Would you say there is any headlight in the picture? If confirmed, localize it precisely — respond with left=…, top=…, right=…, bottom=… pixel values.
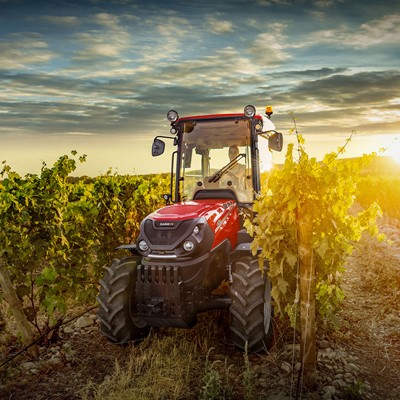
left=255, top=122, right=263, bottom=132
left=244, top=105, right=256, bottom=118
left=193, top=226, right=200, bottom=235
left=183, top=240, right=194, bottom=252
left=167, top=110, right=179, bottom=122
left=138, top=240, right=149, bottom=252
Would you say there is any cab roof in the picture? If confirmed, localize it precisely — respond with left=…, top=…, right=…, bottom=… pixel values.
left=174, top=113, right=263, bottom=123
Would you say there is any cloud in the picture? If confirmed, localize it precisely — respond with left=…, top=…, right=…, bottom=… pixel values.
left=247, top=24, right=291, bottom=66
left=309, top=10, right=327, bottom=21
left=313, top=0, right=338, bottom=8
left=246, top=18, right=258, bottom=28
left=256, top=0, right=342, bottom=8
left=74, top=36, right=122, bottom=58
left=304, top=13, right=400, bottom=48
left=69, top=13, right=134, bottom=65
left=292, top=70, right=400, bottom=106
left=155, top=16, right=190, bottom=38
left=0, top=34, right=57, bottom=69
left=273, top=67, right=348, bottom=79
left=41, top=15, right=80, bottom=26
left=61, top=131, right=98, bottom=136
left=91, top=12, right=121, bottom=29
left=260, top=69, right=400, bottom=136
left=355, top=13, right=400, bottom=47
left=255, top=0, right=291, bottom=5
left=134, top=46, right=263, bottom=91
left=206, top=15, right=234, bottom=34
left=136, top=15, right=192, bottom=63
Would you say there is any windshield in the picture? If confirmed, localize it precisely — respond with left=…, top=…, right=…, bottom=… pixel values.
left=179, top=118, right=254, bottom=203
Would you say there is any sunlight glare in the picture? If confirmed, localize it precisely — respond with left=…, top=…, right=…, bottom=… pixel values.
left=386, top=138, right=400, bottom=164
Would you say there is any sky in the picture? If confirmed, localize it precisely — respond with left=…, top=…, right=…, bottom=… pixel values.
left=1, top=0, right=400, bottom=177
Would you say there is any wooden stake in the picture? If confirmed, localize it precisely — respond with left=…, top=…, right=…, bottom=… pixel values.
left=297, top=208, right=317, bottom=389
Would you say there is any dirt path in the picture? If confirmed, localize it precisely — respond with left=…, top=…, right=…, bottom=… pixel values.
left=334, top=220, right=400, bottom=399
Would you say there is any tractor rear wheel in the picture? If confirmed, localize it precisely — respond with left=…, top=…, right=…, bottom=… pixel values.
left=229, top=256, right=273, bottom=352
left=97, top=256, right=149, bottom=343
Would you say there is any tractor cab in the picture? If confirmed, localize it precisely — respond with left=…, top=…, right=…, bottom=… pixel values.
left=153, top=105, right=282, bottom=206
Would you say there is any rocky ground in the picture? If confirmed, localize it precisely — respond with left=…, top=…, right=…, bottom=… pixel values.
left=0, top=219, right=399, bottom=400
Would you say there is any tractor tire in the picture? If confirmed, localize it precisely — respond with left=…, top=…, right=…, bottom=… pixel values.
left=97, top=257, right=150, bottom=343
left=229, top=256, right=273, bottom=352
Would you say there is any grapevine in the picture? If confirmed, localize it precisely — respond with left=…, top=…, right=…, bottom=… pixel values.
left=0, top=153, right=170, bottom=336
left=246, top=138, right=382, bottom=323
left=245, top=132, right=382, bottom=388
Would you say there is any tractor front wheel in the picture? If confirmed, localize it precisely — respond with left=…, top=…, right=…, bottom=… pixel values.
left=97, top=257, right=149, bottom=343
left=229, top=256, right=273, bottom=352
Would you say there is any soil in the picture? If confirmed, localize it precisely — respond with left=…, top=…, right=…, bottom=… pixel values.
left=331, top=219, right=400, bottom=399
left=0, top=219, right=399, bottom=400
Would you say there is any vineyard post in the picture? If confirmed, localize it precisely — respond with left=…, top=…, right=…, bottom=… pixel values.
left=0, top=259, right=39, bottom=358
left=297, top=206, right=317, bottom=389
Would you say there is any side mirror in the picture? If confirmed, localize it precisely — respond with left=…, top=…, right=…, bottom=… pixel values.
left=152, top=138, right=165, bottom=156
left=268, top=131, right=283, bottom=152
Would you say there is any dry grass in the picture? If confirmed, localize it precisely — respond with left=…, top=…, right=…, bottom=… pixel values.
left=354, top=222, right=400, bottom=304
left=81, top=331, right=204, bottom=400
left=80, top=311, right=238, bottom=400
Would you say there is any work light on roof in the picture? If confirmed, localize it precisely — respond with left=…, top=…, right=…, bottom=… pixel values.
left=167, top=110, right=179, bottom=122
left=244, top=105, right=256, bottom=118
left=265, top=105, right=273, bottom=118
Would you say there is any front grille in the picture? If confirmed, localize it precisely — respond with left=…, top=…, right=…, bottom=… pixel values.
left=136, top=264, right=182, bottom=317
left=144, top=219, right=193, bottom=246
left=136, top=264, right=196, bottom=327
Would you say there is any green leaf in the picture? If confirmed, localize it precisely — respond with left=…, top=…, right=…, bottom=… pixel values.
left=42, top=267, right=57, bottom=282
left=316, top=237, right=329, bottom=258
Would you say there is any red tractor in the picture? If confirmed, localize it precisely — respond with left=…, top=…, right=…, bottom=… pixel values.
left=97, top=105, right=283, bottom=352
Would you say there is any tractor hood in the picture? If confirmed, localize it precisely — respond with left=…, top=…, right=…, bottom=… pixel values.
left=137, top=199, right=240, bottom=257
left=148, top=199, right=239, bottom=240
left=149, top=199, right=234, bottom=224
